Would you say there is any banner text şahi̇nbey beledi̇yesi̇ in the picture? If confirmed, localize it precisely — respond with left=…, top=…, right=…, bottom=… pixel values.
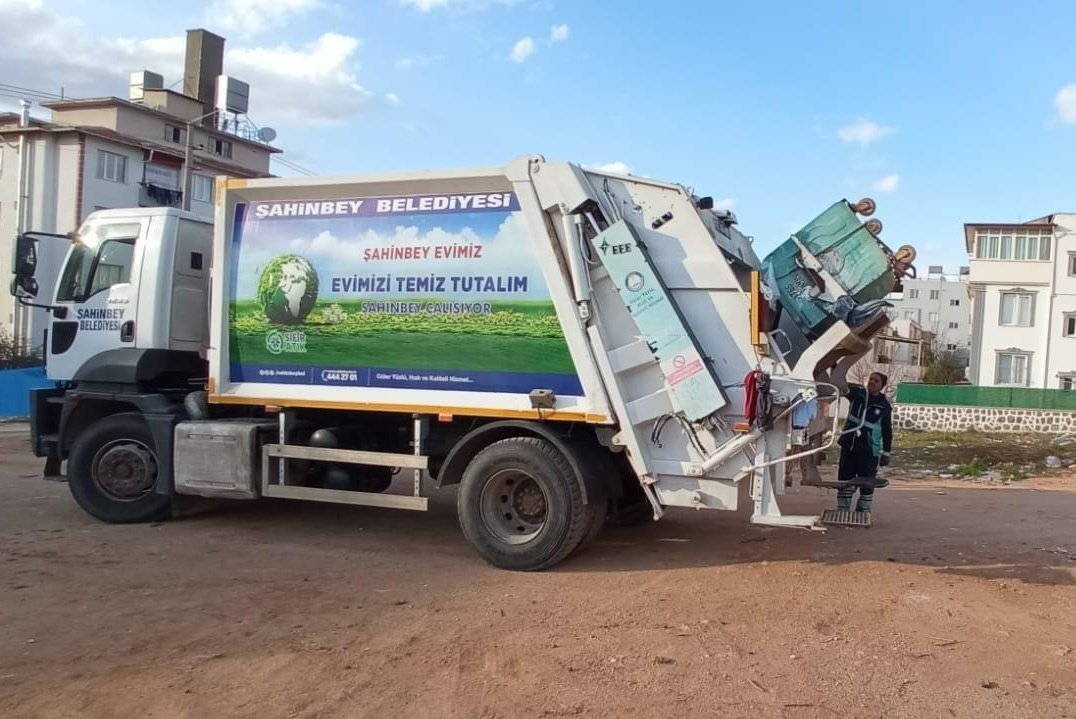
left=250, top=192, right=518, bottom=220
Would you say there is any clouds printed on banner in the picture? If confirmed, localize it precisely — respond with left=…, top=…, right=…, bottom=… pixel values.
left=235, top=211, right=547, bottom=301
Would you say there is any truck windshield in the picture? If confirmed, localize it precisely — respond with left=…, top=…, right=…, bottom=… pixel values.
left=55, top=222, right=140, bottom=302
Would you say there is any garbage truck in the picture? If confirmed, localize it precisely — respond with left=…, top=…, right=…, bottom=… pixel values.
left=9, top=155, right=915, bottom=570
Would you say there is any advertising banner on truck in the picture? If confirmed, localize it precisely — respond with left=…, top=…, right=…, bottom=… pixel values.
left=226, top=189, right=583, bottom=395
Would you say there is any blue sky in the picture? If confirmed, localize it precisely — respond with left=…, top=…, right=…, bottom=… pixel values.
left=6, top=0, right=1076, bottom=270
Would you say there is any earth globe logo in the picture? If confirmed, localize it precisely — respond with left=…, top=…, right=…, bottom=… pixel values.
left=625, top=271, right=645, bottom=292
left=258, top=254, right=319, bottom=324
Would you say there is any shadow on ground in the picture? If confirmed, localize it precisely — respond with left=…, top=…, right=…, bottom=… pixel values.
left=164, top=477, right=1076, bottom=586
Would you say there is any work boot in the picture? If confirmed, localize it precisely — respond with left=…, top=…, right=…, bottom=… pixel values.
left=855, top=493, right=874, bottom=514
left=836, top=492, right=852, bottom=512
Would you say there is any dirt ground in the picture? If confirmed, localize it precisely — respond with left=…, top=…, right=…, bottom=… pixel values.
left=1, top=427, right=1074, bottom=719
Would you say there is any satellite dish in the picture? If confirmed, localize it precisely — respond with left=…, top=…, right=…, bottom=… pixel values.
left=258, top=127, right=277, bottom=143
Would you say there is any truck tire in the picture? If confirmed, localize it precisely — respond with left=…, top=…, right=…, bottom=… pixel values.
left=457, top=437, right=590, bottom=571
left=572, top=499, right=608, bottom=557
left=67, top=413, right=172, bottom=524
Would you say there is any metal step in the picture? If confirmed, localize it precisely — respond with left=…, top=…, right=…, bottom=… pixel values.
left=820, top=509, right=871, bottom=528
left=808, top=476, right=889, bottom=491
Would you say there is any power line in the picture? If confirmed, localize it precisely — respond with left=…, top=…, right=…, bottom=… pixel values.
left=0, top=83, right=64, bottom=100
left=272, top=156, right=317, bottom=177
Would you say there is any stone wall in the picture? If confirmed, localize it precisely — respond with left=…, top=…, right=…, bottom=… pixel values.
left=895, top=404, right=1076, bottom=433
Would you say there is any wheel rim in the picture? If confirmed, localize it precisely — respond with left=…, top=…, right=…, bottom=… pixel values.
left=92, top=439, right=158, bottom=502
left=479, top=469, right=548, bottom=545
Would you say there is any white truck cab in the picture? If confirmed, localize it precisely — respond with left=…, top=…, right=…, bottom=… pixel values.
left=33, top=208, right=212, bottom=382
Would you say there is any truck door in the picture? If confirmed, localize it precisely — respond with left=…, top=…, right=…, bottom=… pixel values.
left=48, top=220, right=145, bottom=382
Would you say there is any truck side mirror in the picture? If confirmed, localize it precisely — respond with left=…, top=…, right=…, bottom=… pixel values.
left=10, top=230, right=73, bottom=301
left=11, top=274, right=39, bottom=299
left=13, top=233, right=38, bottom=279
left=10, top=234, right=39, bottom=299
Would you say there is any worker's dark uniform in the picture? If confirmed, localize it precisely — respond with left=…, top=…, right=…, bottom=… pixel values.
left=837, top=384, right=892, bottom=513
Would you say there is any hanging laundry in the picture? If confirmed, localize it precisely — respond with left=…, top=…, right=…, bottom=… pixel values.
left=792, top=396, right=819, bottom=429
left=744, top=370, right=760, bottom=424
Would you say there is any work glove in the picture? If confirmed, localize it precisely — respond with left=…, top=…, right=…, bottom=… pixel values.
left=879, top=451, right=891, bottom=468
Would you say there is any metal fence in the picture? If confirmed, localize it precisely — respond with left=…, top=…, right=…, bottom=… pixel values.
left=896, top=383, right=1076, bottom=410
left=0, top=367, right=55, bottom=418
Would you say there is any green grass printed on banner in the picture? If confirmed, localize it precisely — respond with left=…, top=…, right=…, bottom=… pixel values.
left=228, top=300, right=576, bottom=374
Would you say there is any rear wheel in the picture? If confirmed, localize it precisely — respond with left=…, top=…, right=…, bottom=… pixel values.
left=457, top=437, right=590, bottom=571
left=67, top=413, right=172, bottom=523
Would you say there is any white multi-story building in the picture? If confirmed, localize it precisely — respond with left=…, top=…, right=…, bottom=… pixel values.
left=884, top=266, right=971, bottom=361
left=0, top=29, right=279, bottom=354
left=964, top=215, right=1076, bottom=388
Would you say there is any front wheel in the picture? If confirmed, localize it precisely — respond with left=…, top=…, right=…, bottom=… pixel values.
left=457, top=437, right=590, bottom=571
left=67, top=413, right=172, bottom=523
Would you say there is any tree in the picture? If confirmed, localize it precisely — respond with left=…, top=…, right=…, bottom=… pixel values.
left=922, top=345, right=965, bottom=384
left=0, top=327, right=42, bottom=370
left=847, top=355, right=917, bottom=400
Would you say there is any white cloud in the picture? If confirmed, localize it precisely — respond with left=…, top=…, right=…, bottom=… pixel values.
left=510, top=37, right=535, bottom=63
left=385, top=92, right=400, bottom=105
left=872, top=174, right=900, bottom=192
left=400, top=0, right=520, bottom=11
left=395, top=54, right=441, bottom=70
left=0, top=1, right=380, bottom=128
left=226, top=34, right=376, bottom=126
left=590, top=161, right=632, bottom=174
left=837, top=118, right=893, bottom=146
left=1055, top=84, right=1076, bottom=124
left=550, top=24, right=569, bottom=43
left=206, top=0, right=322, bottom=38
left=713, top=198, right=736, bottom=211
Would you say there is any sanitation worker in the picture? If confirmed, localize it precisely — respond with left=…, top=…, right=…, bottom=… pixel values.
left=836, top=372, right=893, bottom=514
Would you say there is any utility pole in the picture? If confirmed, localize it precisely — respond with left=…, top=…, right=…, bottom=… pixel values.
left=180, top=118, right=195, bottom=212
left=180, top=110, right=217, bottom=212
left=13, top=99, right=32, bottom=354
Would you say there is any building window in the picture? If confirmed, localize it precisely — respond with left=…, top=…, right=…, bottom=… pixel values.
left=999, top=292, right=1034, bottom=327
left=1069, top=253, right=1076, bottom=277
left=1062, top=376, right=1075, bottom=391
left=209, top=138, right=232, bottom=158
left=903, top=309, right=919, bottom=322
left=192, top=174, right=214, bottom=203
left=950, top=299, right=960, bottom=307
left=1065, top=314, right=1076, bottom=338
left=928, top=311, right=939, bottom=324
left=948, top=321, right=959, bottom=329
left=96, top=150, right=127, bottom=183
left=164, top=124, right=186, bottom=144
left=908, top=289, right=919, bottom=299
left=929, top=289, right=940, bottom=300
left=975, top=228, right=1051, bottom=261
left=996, top=352, right=1029, bottom=385
left=947, top=343, right=958, bottom=351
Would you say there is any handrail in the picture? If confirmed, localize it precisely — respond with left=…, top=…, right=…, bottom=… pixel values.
left=730, top=381, right=866, bottom=480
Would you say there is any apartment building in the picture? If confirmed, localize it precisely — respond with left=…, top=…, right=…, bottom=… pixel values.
left=884, top=266, right=970, bottom=364
left=0, top=28, right=280, bottom=352
left=964, top=215, right=1076, bottom=388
